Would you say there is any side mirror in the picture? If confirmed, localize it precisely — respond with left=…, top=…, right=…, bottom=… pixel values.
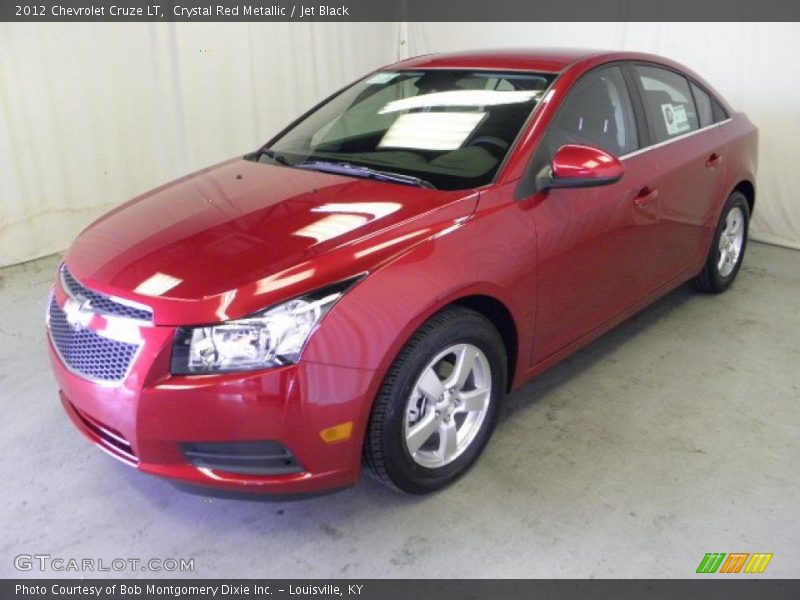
left=538, top=144, right=624, bottom=191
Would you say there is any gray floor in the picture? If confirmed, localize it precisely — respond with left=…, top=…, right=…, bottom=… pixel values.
left=1, top=241, right=798, bottom=579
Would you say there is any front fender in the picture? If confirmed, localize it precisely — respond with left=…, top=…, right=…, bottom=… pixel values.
left=302, top=184, right=537, bottom=440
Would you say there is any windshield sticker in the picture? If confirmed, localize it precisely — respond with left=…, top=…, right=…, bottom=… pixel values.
left=661, top=103, right=690, bottom=136
left=366, top=72, right=399, bottom=85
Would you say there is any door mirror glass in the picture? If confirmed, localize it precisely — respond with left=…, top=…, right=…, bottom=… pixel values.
left=539, top=144, right=625, bottom=190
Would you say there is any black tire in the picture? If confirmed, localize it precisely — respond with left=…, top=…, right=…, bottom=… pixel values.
left=692, top=191, right=750, bottom=293
left=364, top=307, right=507, bottom=494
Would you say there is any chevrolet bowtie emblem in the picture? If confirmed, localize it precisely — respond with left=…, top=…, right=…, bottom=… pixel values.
left=63, top=296, right=94, bottom=329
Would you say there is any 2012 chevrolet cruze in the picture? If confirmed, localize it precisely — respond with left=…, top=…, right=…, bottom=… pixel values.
left=47, top=49, right=758, bottom=495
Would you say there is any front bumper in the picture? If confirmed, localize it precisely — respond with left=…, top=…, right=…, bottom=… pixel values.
left=48, top=328, right=376, bottom=495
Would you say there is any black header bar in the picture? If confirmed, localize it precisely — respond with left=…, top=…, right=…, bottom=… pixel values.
left=3, top=0, right=800, bottom=22
left=4, top=579, right=800, bottom=600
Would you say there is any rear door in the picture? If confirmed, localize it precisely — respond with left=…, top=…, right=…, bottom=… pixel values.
left=627, top=63, right=728, bottom=278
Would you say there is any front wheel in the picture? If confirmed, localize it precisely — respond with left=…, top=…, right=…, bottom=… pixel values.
left=364, top=307, right=506, bottom=494
left=692, top=191, right=750, bottom=293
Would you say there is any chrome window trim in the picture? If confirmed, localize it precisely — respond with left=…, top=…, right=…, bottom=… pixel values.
left=620, top=118, right=732, bottom=161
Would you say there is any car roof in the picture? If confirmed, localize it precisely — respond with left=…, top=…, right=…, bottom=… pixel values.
left=388, top=48, right=730, bottom=111
left=389, top=48, right=612, bottom=74
left=387, top=48, right=733, bottom=127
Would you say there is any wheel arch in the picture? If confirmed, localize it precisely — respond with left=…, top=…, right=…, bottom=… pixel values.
left=450, top=295, right=519, bottom=392
left=732, top=179, right=756, bottom=215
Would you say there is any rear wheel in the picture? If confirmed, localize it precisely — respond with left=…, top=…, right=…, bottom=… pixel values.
left=364, top=307, right=506, bottom=494
left=692, top=191, right=750, bottom=293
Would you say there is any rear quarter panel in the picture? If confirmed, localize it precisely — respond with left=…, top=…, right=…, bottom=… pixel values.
left=720, top=113, right=759, bottom=201
left=692, top=113, right=758, bottom=272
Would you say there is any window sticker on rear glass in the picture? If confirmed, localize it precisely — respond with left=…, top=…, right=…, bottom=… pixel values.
left=366, top=72, right=399, bottom=85
left=661, top=103, right=690, bottom=136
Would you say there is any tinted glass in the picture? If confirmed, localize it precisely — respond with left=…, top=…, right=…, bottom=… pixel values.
left=534, top=65, right=638, bottom=176
left=711, top=98, right=728, bottom=123
left=691, top=82, right=714, bottom=128
left=259, top=70, right=554, bottom=190
left=635, top=65, right=699, bottom=143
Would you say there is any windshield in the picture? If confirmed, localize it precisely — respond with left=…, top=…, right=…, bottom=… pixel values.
left=251, top=70, right=555, bottom=190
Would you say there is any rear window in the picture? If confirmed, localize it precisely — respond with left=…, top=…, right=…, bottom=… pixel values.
left=711, top=97, right=728, bottom=123
left=691, top=82, right=714, bottom=128
left=634, top=65, right=699, bottom=144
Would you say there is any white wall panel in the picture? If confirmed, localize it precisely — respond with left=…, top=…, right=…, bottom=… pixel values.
left=2, top=22, right=797, bottom=266
left=0, top=23, right=401, bottom=266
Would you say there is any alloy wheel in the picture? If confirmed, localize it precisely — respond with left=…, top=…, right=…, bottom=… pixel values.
left=403, top=343, right=492, bottom=469
left=718, top=206, right=745, bottom=277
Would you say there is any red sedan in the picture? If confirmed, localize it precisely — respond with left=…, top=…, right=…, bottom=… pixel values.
left=47, top=49, right=757, bottom=495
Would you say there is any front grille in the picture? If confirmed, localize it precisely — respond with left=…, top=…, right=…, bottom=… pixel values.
left=61, top=266, right=153, bottom=322
left=48, top=295, right=139, bottom=382
left=182, top=441, right=304, bottom=476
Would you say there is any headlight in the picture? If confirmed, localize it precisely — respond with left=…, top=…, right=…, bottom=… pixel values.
left=170, top=276, right=362, bottom=375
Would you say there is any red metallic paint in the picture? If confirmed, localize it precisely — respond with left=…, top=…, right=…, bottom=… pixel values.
left=67, top=159, right=477, bottom=326
left=550, top=144, right=625, bottom=183
left=49, top=49, right=758, bottom=494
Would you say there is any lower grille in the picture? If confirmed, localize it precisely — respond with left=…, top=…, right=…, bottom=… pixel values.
left=72, top=405, right=138, bottom=464
left=48, top=295, right=139, bottom=383
left=182, top=441, right=303, bottom=476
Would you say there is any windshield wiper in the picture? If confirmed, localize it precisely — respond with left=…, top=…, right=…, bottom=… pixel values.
left=248, top=147, right=292, bottom=166
left=295, top=160, right=436, bottom=189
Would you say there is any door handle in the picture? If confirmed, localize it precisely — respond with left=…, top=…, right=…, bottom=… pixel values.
left=633, top=186, right=658, bottom=207
left=705, top=153, right=723, bottom=168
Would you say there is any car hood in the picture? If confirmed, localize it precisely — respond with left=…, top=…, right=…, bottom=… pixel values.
left=65, top=158, right=478, bottom=325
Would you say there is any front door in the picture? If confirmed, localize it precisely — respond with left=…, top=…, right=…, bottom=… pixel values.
left=525, top=65, right=665, bottom=363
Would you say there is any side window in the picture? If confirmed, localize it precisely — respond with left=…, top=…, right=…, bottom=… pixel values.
left=691, top=82, right=714, bottom=128
left=538, top=65, right=638, bottom=165
left=711, top=98, right=728, bottom=123
left=634, top=65, right=699, bottom=143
